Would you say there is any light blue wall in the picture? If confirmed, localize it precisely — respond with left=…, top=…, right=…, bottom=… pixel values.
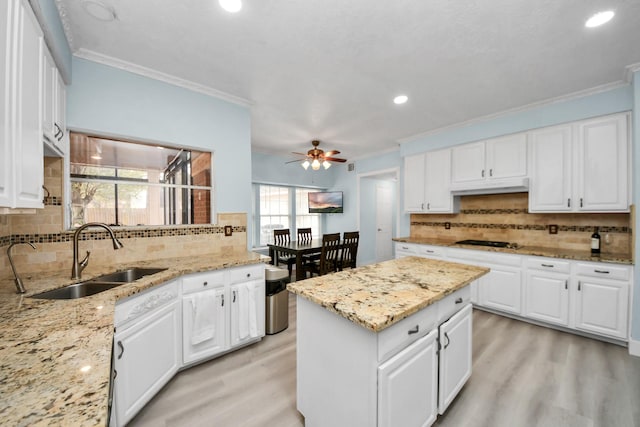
left=67, top=57, right=253, bottom=242
left=633, top=71, right=640, bottom=343
left=30, top=0, right=72, bottom=82
left=252, top=151, right=335, bottom=188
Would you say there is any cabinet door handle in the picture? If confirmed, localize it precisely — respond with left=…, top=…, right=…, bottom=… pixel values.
left=481, top=169, right=485, bottom=178
left=421, top=203, right=424, bottom=210
left=113, top=369, right=117, bottom=379
left=489, top=168, right=493, bottom=177
left=564, top=280, right=568, bottom=290
left=203, top=281, right=208, bottom=286
left=407, top=325, right=419, bottom=335
left=578, top=281, right=581, bottom=291
left=427, top=202, right=430, bottom=210
left=541, top=263, right=554, bottom=268
left=455, top=297, right=463, bottom=304
left=444, top=332, right=451, bottom=349
left=567, top=198, right=571, bottom=208
left=246, top=273, right=251, bottom=278
left=117, top=341, right=124, bottom=360
left=221, top=294, right=225, bottom=306
left=233, top=290, right=237, bottom=302
left=594, top=269, right=610, bottom=274
left=580, top=198, right=583, bottom=208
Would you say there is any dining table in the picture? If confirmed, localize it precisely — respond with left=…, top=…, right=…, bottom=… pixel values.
left=267, top=240, right=323, bottom=281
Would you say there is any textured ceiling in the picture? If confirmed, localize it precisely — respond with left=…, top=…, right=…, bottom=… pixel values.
left=55, top=0, right=640, bottom=161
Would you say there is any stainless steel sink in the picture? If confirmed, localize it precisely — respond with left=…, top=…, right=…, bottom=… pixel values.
left=31, top=267, right=168, bottom=300
left=31, top=282, right=123, bottom=300
left=93, top=267, right=168, bottom=283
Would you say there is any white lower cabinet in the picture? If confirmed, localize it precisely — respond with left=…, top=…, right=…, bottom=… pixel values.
left=112, top=281, right=181, bottom=427
left=378, top=329, right=439, bottom=427
left=438, top=304, right=472, bottom=414
left=478, top=265, right=522, bottom=315
left=182, top=281, right=227, bottom=364
left=524, top=271, right=569, bottom=326
left=230, top=279, right=266, bottom=347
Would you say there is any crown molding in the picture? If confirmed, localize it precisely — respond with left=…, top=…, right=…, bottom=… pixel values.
left=398, top=80, right=629, bottom=145
left=74, top=48, right=253, bottom=107
left=350, top=145, right=400, bottom=162
left=54, top=0, right=76, bottom=51
left=625, top=62, right=640, bottom=82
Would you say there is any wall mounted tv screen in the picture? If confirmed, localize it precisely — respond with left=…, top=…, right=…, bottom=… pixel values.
left=308, top=191, right=343, bottom=213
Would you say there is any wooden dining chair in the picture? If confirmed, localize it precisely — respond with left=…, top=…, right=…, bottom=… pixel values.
left=303, top=233, right=341, bottom=278
left=273, top=229, right=295, bottom=277
left=297, top=227, right=312, bottom=243
left=339, top=231, right=359, bottom=271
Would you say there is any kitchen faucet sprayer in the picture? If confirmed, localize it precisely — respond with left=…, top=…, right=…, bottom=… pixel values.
left=71, top=223, right=123, bottom=280
left=7, top=242, right=37, bottom=293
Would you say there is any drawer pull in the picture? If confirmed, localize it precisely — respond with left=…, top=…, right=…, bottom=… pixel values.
left=541, top=263, right=554, bottom=268
left=426, top=250, right=434, bottom=253
left=455, top=297, right=463, bottom=304
left=203, top=281, right=208, bottom=286
left=594, top=269, right=610, bottom=274
left=402, top=246, right=409, bottom=250
left=407, top=325, right=419, bottom=335
left=247, top=273, right=251, bottom=278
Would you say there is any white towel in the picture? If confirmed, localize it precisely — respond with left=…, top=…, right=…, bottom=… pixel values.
left=190, top=293, right=217, bottom=345
left=247, top=282, right=258, bottom=338
left=238, top=285, right=250, bottom=339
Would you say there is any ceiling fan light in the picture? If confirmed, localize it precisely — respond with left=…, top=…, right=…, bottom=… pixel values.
left=323, top=160, right=331, bottom=169
left=301, top=160, right=310, bottom=170
left=311, top=159, right=321, bottom=170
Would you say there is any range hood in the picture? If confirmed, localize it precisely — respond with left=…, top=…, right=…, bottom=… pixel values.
left=450, top=177, right=529, bottom=196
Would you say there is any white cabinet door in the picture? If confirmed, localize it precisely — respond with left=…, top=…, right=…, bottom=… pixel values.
left=479, top=265, right=522, bottom=315
left=524, top=271, right=569, bottom=326
left=11, top=0, right=43, bottom=208
left=42, top=49, right=55, bottom=142
left=182, top=286, right=227, bottom=364
left=54, top=71, right=66, bottom=151
left=0, top=0, right=13, bottom=206
left=230, top=279, right=265, bottom=347
left=404, top=154, right=426, bottom=212
left=576, top=114, right=628, bottom=211
left=424, top=149, right=455, bottom=212
left=528, top=125, right=573, bottom=212
left=378, top=329, right=438, bottom=427
left=574, top=277, right=628, bottom=339
left=438, top=304, right=472, bottom=414
left=486, top=133, right=527, bottom=180
left=451, top=142, right=485, bottom=184
left=113, top=300, right=181, bottom=426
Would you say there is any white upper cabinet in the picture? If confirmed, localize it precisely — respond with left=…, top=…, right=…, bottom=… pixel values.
left=42, top=46, right=66, bottom=156
left=451, top=134, right=527, bottom=185
left=576, top=114, right=628, bottom=211
left=528, top=125, right=573, bottom=212
left=0, top=0, right=44, bottom=209
left=404, top=149, right=458, bottom=213
left=529, top=113, right=629, bottom=213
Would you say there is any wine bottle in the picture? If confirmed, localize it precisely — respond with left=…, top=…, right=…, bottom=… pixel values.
left=591, top=227, right=601, bottom=255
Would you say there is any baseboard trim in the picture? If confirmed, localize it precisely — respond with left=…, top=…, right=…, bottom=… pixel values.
left=629, top=339, right=640, bottom=357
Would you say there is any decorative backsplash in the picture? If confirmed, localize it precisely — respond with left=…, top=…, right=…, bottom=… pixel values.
left=410, top=193, right=631, bottom=255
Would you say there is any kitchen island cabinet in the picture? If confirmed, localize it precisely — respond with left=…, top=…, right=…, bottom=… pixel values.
left=288, top=257, right=488, bottom=427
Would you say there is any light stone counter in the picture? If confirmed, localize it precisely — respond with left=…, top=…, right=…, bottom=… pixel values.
left=0, top=252, right=268, bottom=426
left=393, top=237, right=633, bottom=265
left=287, top=256, right=489, bottom=332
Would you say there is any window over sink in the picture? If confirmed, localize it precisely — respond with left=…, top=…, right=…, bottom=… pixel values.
left=69, top=132, right=213, bottom=227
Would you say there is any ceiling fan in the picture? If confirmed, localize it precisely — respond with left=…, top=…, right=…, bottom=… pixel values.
left=287, top=140, right=347, bottom=170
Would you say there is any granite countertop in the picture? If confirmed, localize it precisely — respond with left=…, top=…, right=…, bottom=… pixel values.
left=393, top=237, right=633, bottom=265
left=0, top=252, right=268, bottom=427
left=287, top=257, right=489, bottom=332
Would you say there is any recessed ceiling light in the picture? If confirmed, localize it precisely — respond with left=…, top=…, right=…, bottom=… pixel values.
left=219, top=0, right=242, bottom=13
left=585, top=10, right=614, bottom=28
left=81, top=0, right=117, bottom=22
left=393, top=95, right=408, bottom=105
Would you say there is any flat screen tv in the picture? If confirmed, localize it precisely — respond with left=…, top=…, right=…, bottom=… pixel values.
left=308, top=191, right=343, bottom=213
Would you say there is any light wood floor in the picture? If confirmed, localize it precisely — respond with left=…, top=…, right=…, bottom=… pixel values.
left=130, top=296, right=640, bottom=427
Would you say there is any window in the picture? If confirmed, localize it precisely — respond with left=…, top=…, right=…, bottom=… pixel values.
left=69, top=132, right=212, bottom=227
left=254, top=184, right=322, bottom=247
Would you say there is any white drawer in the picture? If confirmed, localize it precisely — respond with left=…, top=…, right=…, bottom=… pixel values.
left=438, top=286, right=471, bottom=323
left=115, top=280, right=179, bottom=328
left=415, top=245, right=445, bottom=258
left=182, top=270, right=225, bottom=294
left=228, top=264, right=265, bottom=284
left=447, top=248, right=488, bottom=265
left=377, top=303, right=438, bottom=363
left=574, top=262, right=630, bottom=281
left=395, top=243, right=416, bottom=253
left=525, top=257, right=571, bottom=274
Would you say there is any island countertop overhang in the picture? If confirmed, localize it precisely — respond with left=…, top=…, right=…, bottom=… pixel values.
left=287, top=256, right=490, bottom=332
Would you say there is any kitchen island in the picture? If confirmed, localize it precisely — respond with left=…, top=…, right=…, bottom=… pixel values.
left=288, top=256, right=489, bottom=427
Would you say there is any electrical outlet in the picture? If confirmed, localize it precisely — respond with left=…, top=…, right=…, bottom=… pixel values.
left=548, top=224, right=558, bottom=234
left=224, top=225, right=233, bottom=236
left=444, top=222, right=451, bottom=230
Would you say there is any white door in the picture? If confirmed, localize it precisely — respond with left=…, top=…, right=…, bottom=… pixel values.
left=486, top=133, right=527, bottom=180
left=404, top=154, right=425, bottom=212
left=524, top=271, right=569, bottom=326
left=451, top=142, right=485, bottom=184
left=528, top=125, right=573, bottom=212
left=376, top=184, right=393, bottom=262
left=479, top=265, right=522, bottom=315
left=113, top=300, right=181, bottom=426
left=438, top=304, right=473, bottom=414
left=378, top=329, right=439, bottom=427
left=574, top=277, right=628, bottom=339
left=182, top=287, right=227, bottom=364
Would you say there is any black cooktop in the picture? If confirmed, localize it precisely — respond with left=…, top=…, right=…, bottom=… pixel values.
left=455, top=240, right=511, bottom=248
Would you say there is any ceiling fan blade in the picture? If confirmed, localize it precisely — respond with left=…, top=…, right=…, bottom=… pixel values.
left=285, top=159, right=304, bottom=164
left=324, top=157, right=347, bottom=163
left=324, top=150, right=340, bottom=157
left=291, top=152, right=310, bottom=156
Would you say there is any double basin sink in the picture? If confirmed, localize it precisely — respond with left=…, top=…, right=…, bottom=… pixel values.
left=31, top=267, right=167, bottom=300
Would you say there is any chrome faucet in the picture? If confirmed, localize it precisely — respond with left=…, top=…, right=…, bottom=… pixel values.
left=7, top=242, right=37, bottom=293
left=72, top=222, right=123, bottom=280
